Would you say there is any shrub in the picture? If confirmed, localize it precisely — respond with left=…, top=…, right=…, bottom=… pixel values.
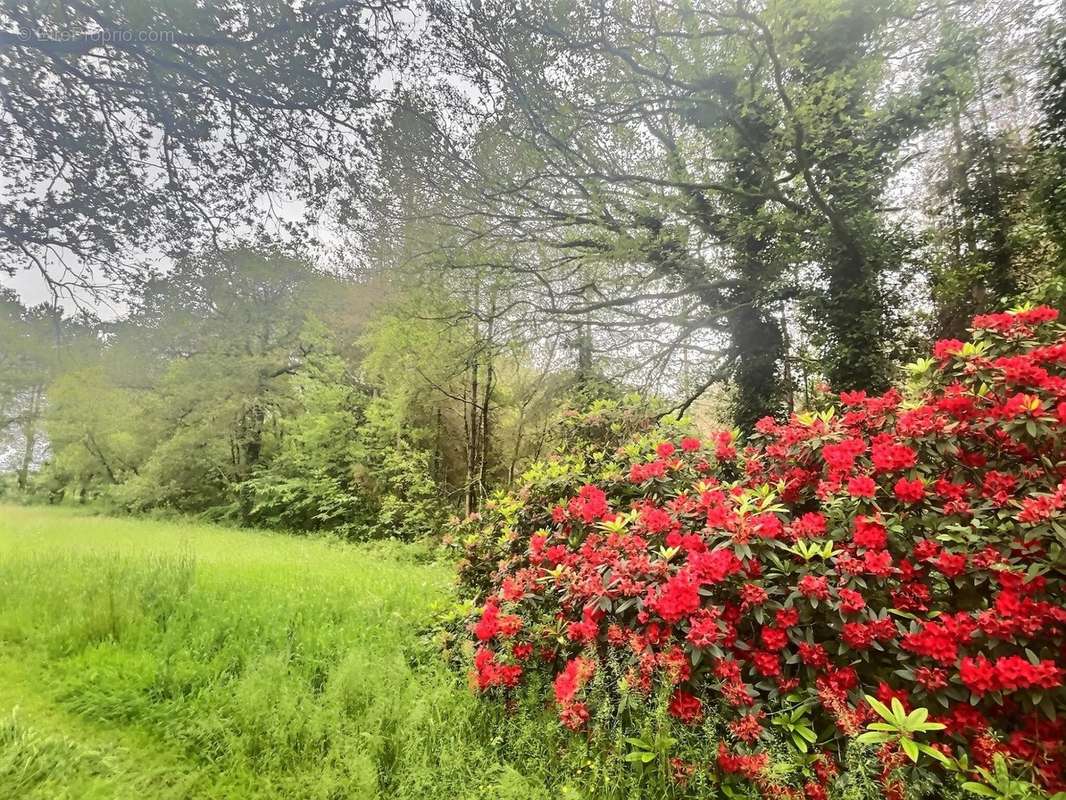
left=458, top=306, right=1066, bottom=799
left=450, top=393, right=701, bottom=601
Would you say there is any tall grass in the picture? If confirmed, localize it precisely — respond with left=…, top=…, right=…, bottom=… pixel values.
left=0, top=505, right=732, bottom=800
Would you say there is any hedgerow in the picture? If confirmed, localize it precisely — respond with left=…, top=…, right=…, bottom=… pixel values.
left=457, top=307, right=1066, bottom=799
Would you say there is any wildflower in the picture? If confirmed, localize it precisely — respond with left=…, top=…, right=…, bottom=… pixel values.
left=729, top=711, right=764, bottom=743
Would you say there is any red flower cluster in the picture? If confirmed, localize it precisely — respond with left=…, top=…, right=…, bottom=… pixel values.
left=462, top=307, right=1066, bottom=795
left=553, top=656, right=595, bottom=730
left=959, top=654, right=1063, bottom=695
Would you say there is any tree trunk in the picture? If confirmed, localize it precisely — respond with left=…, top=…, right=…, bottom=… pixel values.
left=478, top=357, right=492, bottom=492
left=464, top=356, right=479, bottom=516
left=239, top=403, right=266, bottom=470
left=729, top=291, right=785, bottom=431
left=821, top=243, right=890, bottom=394
left=16, top=385, right=42, bottom=491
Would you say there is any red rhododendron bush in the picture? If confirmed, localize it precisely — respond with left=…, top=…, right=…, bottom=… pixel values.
left=458, top=307, right=1066, bottom=799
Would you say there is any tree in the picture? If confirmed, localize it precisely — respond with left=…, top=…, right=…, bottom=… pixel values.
left=361, top=270, right=568, bottom=513
left=1031, top=18, right=1066, bottom=305
left=412, top=0, right=970, bottom=427
left=0, top=0, right=405, bottom=294
left=0, top=290, right=97, bottom=490
left=920, top=1, right=1062, bottom=334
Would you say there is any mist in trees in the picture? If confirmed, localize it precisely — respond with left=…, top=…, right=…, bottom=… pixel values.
left=0, top=0, right=1063, bottom=534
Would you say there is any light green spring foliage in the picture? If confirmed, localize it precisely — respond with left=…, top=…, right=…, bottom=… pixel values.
left=33, top=251, right=452, bottom=539
left=0, top=504, right=840, bottom=800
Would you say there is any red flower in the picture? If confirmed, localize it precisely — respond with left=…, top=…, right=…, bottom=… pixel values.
left=686, top=607, right=722, bottom=647
left=893, top=476, right=925, bottom=504
left=838, top=588, right=866, bottom=614
left=559, top=701, right=590, bottom=730
left=761, top=626, right=788, bottom=650
left=717, top=743, right=769, bottom=778
left=569, top=484, right=611, bottom=522
left=935, top=551, right=967, bottom=579
left=799, top=575, right=830, bottom=600
left=915, top=666, right=947, bottom=691
left=648, top=570, right=701, bottom=623
left=740, top=583, right=769, bottom=608
left=668, top=690, right=703, bottom=724
left=962, top=655, right=1064, bottom=696
left=798, top=642, right=830, bottom=670
left=750, top=650, right=781, bottom=677
left=776, top=607, right=800, bottom=628
left=863, top=549, right=893, bottom=577
left=553, top=657, right=595, bottom=705
left=640, top=504, right=675, bottom=534
left=463, top=305, right=1066, bottom=794
left=822, top=438, right=866, bottom=473
left=871, top=440, right=917, bottom=473
left=960, top=655, right=999, bottom=696
left=842, top=621, right=874, bottom=649
left=474, top=599, right=501, bottom=641
left=876, top=682, right=910, bottom=710
left=933, top=338, right=965, bottom=361
left=852, top=516, right=887, bottom=550
left=847, top=475, right=877, bottom=498
left=729, top=711, right=765, bottom=743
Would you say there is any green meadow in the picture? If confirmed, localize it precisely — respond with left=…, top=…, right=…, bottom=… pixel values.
left=0, top=505, right=588, bottom=800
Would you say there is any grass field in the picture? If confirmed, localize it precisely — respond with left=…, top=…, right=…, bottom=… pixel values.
left=0, top=505, right=586, bottom=800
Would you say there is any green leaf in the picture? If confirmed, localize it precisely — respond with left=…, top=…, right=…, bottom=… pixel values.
left=864, top=694, right=894, bottom=723
left=960, top=782, right=1000, bottom=798
left=916, top=722, right=946, bottom=732
left=867, top=722, right=899, bottom=732
left=905, top=707, right=929, bottom=729
left=890, top=697, right=906, bottom=721
left=917, top=744, right=951, bottom=765
left=796, top=725, right=818, bottom=743
left=900, top=737, right=919, bottom=762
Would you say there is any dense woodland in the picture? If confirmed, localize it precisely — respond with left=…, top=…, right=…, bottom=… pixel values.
left=1, top=0, right=1064, bottom=537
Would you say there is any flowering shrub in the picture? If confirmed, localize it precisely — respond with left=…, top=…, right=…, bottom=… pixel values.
left=459, top=307, right=1066, bottom=798
left=451, top=394, right=697, bottom=601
